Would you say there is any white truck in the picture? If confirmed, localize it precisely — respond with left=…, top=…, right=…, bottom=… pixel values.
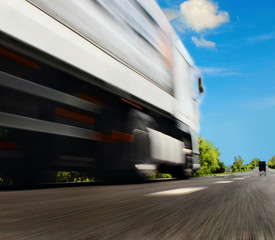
left=0, top=0, right=203, bottom=183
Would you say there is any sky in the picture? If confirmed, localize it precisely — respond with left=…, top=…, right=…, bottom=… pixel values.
left=156, top=0, right=275, bottom=166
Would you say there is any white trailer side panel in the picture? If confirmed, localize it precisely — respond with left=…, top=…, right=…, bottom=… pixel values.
left=0, top=1, right=174, bottom=112
left=0, top=0, right=199, bottom=132
left=173, top=44, right=199, bottom=131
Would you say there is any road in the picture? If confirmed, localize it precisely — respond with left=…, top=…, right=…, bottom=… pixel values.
left=1, top=168, right=275, bottom=240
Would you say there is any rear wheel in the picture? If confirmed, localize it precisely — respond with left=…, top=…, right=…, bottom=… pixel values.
left=97, top=106, right=157, bottom=182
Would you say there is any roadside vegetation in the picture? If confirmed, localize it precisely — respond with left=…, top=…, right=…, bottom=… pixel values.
left=194, top=136, right=261, bottom=177
left=231, top=156, right=259, bottom=172
left=56, top=171, right=95, bottom=183
left=52, top=153, right=275, bottom=182
left=267, top=155, right=275, bottom=169
left=28, top=152, right=275, bottom=183
left=193, top=136, right=225, bottom=177
left=149, top=172, right=172, bottom=179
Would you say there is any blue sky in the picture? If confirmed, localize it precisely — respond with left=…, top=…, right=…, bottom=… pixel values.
left=157, top=0, right=275, bottom=165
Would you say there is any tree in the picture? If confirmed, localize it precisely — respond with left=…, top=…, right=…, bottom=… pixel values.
left=231, top=157, right=259, bottom=172
left=242, top=163, right=253, bottom=171
left=194, top=137, right=224, bottom=176
left=267, top=155, right=275, bottom=169
left=213, top=159, right=226, bottom=173
left=250, top=158, right=260, bottom=168
left=231, top=155, right=244, bottom=172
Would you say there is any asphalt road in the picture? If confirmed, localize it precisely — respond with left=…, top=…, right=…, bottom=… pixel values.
left=1, top=168, right=275, bottom=240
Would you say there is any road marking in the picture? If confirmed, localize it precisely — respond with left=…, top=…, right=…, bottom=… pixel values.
left=213, top=181, right=233, bottom=184
left=146, top=187, right=207, bottom=196
left=234, top=178, right=245, bottom=180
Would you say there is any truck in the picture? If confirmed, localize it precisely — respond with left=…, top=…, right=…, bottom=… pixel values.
left=0, top=0, right=203, bottom=184
left=259, top=161, right=266, bottom=176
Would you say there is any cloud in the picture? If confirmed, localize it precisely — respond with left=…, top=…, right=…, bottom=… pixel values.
left=199, top=67, right=241, bottom=76
left=247, top=33, right=275, bottom=43
left=246, top=96, right=275, bottom=110
left=191, top=36, right=216, bottom=48
left=200, top=67, right=226, bottom=75
left=180, top=0, right=229, bottom=33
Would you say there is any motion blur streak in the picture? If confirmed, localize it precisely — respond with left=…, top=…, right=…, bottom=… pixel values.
left=55, top=108, right=95, bottom=125
left=1, top=169, right=274, bottom=239
left=91, top=131, right=134, bottom=143
left=0, top=47, right=39, bottom=69
left=147, top=187, right=207, bottom=196
left=0, top=141, right=17, bottom=150
left=120, top=98, right=142, bottom=110
left=213, top=181, right=233, bottom=184
left=76, top=93, right=103, bottom=105
left=112, top=131, right=134, bottom=142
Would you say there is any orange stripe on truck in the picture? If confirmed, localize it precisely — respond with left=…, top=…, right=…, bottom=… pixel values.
left=55, top=108, right=95, bottom=124
left=76, top=93, right=103, bottom=105
left=120, top=98, right=142, bottom=110
left=0, top=48, right=39, bottom=69
left=0, top=141, right=17, bottom=150
left=91, top=131, right=134, bottom=143
left=112, top=131, right=134, bottom=142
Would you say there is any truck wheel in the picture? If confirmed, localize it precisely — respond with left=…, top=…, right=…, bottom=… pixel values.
left=126, top=109, right=157, bottom=179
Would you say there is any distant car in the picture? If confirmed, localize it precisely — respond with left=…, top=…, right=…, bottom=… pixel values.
left=259, top=161, right=266, bottom=176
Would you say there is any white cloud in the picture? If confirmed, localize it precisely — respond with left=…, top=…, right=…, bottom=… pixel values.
left=200, top=67, right=226, bottom=74
left=180, top=0, right=229, bottom=33
left=191, top=36, right=216, bottom=48
left=246, top=96, right=275, bottom=110
left=247, top=33, right=275, bottom=43
left=199, top=67, right=241, bottom=76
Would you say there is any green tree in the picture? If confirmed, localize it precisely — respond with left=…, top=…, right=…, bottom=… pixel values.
left=194, top=137, right=224, bottom=176
left=250, top=158, right=260, bottom=168
left=213, top=159, right=226, bottom=173
left=232, top=157, right=259, bottom=172
left=267, top=155, right=275, bottom=169
left=231, top=155, right=244, bottom=172
left=242, top=163, right=253, bottom=171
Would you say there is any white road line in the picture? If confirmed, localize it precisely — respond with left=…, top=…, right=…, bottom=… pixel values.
left=146, top=187, right=207, bottom=196
left=213, top=181, right=233, bottom=184
left=234, top=178, right=245, bottom=180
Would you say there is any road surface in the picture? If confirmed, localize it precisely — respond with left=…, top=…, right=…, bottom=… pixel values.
left=1, top=168, right=275, bottom=240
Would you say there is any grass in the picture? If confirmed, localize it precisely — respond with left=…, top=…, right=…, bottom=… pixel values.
left=56, top=171, right=95, bottom=183
left=149, top=172, right=173, bottom=179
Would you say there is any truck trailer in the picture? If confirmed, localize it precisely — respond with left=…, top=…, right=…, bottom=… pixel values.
left=0, top=0, right=203, bottom=184
left=259, top=161, right=266, bottom=176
